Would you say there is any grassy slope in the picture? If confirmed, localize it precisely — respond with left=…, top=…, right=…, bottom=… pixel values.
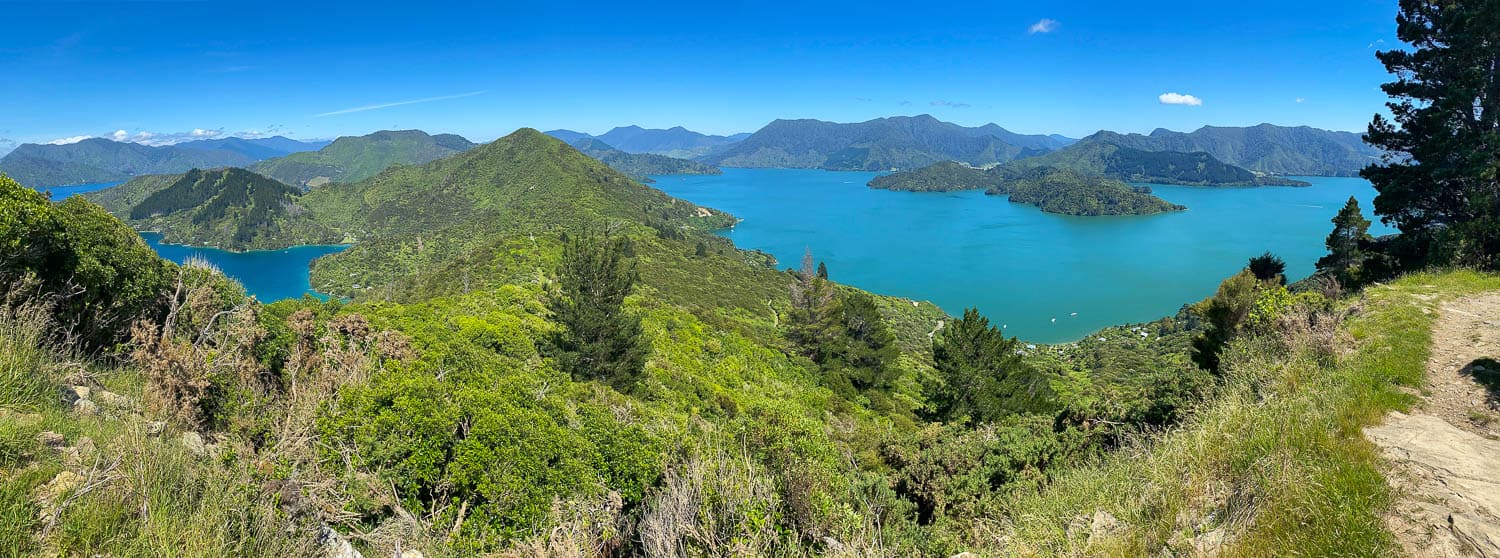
left=992, top=270, right=1500, bottom=556
left=249, top=130, right=474, bottom=188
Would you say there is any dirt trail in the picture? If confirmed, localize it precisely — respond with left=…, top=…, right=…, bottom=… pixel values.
left=1366, top=293, right=1500, bottom=557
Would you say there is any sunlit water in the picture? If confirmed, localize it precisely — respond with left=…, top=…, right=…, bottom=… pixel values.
left=140, top=233, right=347, bottom=302
left=651, top=168, right=1395, bottom=343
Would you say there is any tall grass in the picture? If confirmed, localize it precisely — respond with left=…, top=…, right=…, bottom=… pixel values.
left=0, top=299, right=63, bottom=411
left=988, top=270, right=1500, bottom=556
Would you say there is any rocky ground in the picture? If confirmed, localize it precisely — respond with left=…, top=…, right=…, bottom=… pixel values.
left=1366, top=293, right=1500, bottom=557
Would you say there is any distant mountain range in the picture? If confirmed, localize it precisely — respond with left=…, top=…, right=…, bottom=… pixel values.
left=546, top=126, right=750, bottom=159
left=1005, top=141, right=1310, bottom=187
left=699, top=115, right=1068, bottom=171
left=1077, top=124, right=1382, bottom=177
left=175, top=136, right=330, bottom=161
left=0, top=136, right=328, bottom=188
left=249, top=130, right=475, bottom=188
left=569, top=138, right=721, bottom=182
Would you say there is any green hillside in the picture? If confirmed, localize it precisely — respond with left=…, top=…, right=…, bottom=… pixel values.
left=702, top=115, right=1049, bottom=171
left=988, top=168, right=1187, bottom=216
left=249, top=130, right=475, bottom=188
left=1007, top=142, right=1311, bottom=187
left=867, top=160, right=997, bottom=192
left=91, top=168, right=340, bottom=250
left=1080, top=124, right=1383, bottom=177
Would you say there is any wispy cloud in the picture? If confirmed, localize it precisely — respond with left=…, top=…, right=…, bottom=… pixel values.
left=1295, top=97, right=1306, bottom=104
left=1158, top=92, right=1204, bottom=106
left=931, top=100, right=972, bottom=109
left=1029, top=19, right=1059, bottom=34
left=0, top=138, right=15, bottom=157
left=899, top=100, right=912, bottom=106
left=315, top=90, right=487, bottom=117
left=1367, top=39, right=1386, bottom=49
left=40, top=127, right=298, bottom=147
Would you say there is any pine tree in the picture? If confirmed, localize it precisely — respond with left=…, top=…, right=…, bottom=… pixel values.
left=549, top=231, right=648, bottom=384
left=1316, top=196, right=1374, bottom=285
left=694, top=241, right=708, bottom=258
left=787, top=249, right=838, bottom=361
left=1247, top=251, right=1287, bottom=284
left=823, top=291, right=900, bottom=393
left=1362, top=0, right=1500, bottom=268
left=929, top=308, right=1051, bottom=423
left=817, top=261, right=828, bottom=280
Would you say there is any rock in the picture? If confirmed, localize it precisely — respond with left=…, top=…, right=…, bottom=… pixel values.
left=397, top=551, right=424, bottom=558
left=146, top=421, right=167, bottom=437
left=318, top=525, right=364, bottom=558
left=36, top=431, right=64, bottom=448
left=33, top=470, right=84, bottom=517
left=1090, top=510, right=1122, bottom=541
left=1192, top=528, right=1226, bottom=555
left=181, top=431, right=206, bottom=456
left=94, top=390, right=132, bottom=409
left=72, top=399, right=98, bottom=417
left=822, top=536, right=846, bottom=552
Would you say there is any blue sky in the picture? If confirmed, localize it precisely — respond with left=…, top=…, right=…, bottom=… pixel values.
left=0, top=0, right=1400, bottom=149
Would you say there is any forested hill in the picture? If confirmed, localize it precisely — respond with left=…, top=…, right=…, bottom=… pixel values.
left=987, top=167, right=1187, bottom=216
left=867, top=160, right=997, bottom=192
left=1006, top=141, right=1311, bottom=186
left=88, top=167, right=339, bottom=250
left=0, top=138, right=254, bottom=187
left=1079, top=124, right=1382, bottom=176
left=248, top=129, right=475, bottom=188
left=700, top=114, right=1054, bottom=171
left=173, top=136, right=329, bottom=161
left=569, top=138, right=723, bottom=181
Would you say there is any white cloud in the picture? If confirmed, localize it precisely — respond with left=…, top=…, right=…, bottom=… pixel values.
left=1029, top=18, right=1059, bottom=34
left=315, top=90, right=487, bottom=117
left=1158, top=92, right=1204, bottom=106
left=47, top=135, right=93, bottom=145
left=110, top=129, right=129, bottom=141
left=1295, top=97, right=1306, bottom=103
left=190, top=128, right=219, bottom=137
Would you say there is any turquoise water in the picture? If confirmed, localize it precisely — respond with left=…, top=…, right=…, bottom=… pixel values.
left=34, top=181, right=123, bottom=199
left=651, top=168, right=1396, bottom=344
left=140, top=232, right=348, bottom=302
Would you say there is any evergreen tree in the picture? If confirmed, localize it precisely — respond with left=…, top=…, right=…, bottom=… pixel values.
left=694, top=241, right=708, bottom=258
left=787, top=249, right=839, bottom=361
left=1247, top=251, right=1287, bottom=284
left=817, top=261, right=828, bottom=280
left=548, top=230, right=648, bottom=384
left=1316, top=196, right=1374, bottom=285
left=823, top=291, right=900, bottom=393
left=929, top=308, right=1052, bottom=423
left=1362, top=0, right=1500, bottom=268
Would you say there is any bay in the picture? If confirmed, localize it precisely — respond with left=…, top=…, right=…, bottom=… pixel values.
left=650, top=168, right=1396, bottom=344
left=140, top=232, right=348, bottom=302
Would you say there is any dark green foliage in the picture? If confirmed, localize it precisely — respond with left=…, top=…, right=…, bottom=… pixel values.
left=786, top=251, right=840, bottom=361
left=1248, top=251, right=1287, bottom=284
left=816, top=261, right=828, bottom=280
left=867, top=161, right=998, bottom=192
left=986, top=168, right=1186, bottom=216
left=695, top=241, right=708, bottom=257
left=102, top=168, right=340, bottom=250
left=704, top=115, right=1057, bottom=171
left=0, top=174, right=174, bottom=349
left=1363, top=0, right=1500, bottom=269
left=570, top=138, right=722, bottom=181
left=881, top=418, right=1086, bottom=525
left=0, top=138, right=253, bottom=188
left=1077, top=124, right=1383, bottom=177
left=548, top=231, right=648, bottom=384
left=249, top=129, right=475, bottom=188
left=821, top=291, right=901, bottom=395
left=930, top=308, right=1054, bottom=423
left=1316, top=196, right=1374, bottom=285
left=1006, top=141, right=1311, bottom=187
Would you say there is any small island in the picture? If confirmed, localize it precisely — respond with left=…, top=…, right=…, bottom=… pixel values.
left=868, top=162, right=1185, bottom=216
left=986, top=168, right=1186, bottom=216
